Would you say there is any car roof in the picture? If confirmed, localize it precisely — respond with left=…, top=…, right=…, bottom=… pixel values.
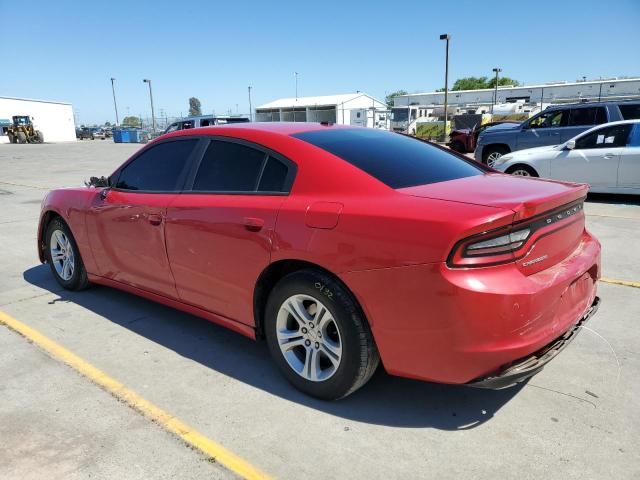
left=547, top=99, right=640, bottom=109
left=160, top=121, right=353, bottom=140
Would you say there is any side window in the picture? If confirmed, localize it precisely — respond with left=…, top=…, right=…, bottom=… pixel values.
left=575, top=124, right=632, bottom=150
left=258, top=156, right=289, bottom=192
left=619, top=104, right=640, bottom=120
left=165, top=123, right=180, bottom=133
left=528, top=110, right=566, bottom=129
left=115, top=140, right=198, bottom=191
left=627, top=124, right=640, bottom=147
left=182, top=121, right=194, bottom=129
left=568, top=107, right=607, bottom=126
left=193, top=141, right=266, bottom=192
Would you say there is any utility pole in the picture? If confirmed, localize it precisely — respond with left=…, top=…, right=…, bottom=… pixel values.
left=143, top=79, right=156, bottom=131
left=248, top=86, right=253, bottom=121
left=439, top=34, right=450, bottom=142
left=492, top=68, right=502, bottom=115
left=110, top=77, right=119, bottom=126
left=295, top=72, right=298, bottom=101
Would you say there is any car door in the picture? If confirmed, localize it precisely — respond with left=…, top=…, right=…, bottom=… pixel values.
left=164, top=138, right=296, bottom=326
left=550, top=124, right=630, bottom=188
left=518, top=109, right=567, bottom=150
left=617, top=123, right=640, bottom=188
left=86, top=138, right=201, bottom=297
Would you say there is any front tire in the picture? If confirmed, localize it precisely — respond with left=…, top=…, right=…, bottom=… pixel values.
left=45, top=217, right=89, bottom=290
left=482, top=145, right=509, bottom=167
left=265, top=269, right=379, bottom=400
left=506, top=164, right=538, bottom=177
left=17, top=132, right=26, bottom=144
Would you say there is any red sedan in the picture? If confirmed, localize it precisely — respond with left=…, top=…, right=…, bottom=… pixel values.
left=38, top=123, right=600, bottom=400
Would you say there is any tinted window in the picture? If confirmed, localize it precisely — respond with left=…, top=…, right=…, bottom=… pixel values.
left=193, top=140, right=265, bottom=191
left=628, top=124, right=640, bottom=147
left=293, top=129, right=482, bottom=189
left=116, top=140, right=198, bottom=191
left=575, top=124, right=632, bottom=149
left=619, top=104, right=640, bottom=120
left=258, top=156, right=289, bottom=192
left=568, top=107, right=607, bottom=126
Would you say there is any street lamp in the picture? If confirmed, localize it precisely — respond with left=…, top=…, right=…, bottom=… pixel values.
left=110, top=77, right=119, bottom=126
left=492, top=67, right=502, bottom=115
left=248, top=86, right=253, bottom=121
left=295, top=72, right=299, bottom=101
left=143, top=79, right=156, bottom=132
left=439, top=34, right=451, bottom=142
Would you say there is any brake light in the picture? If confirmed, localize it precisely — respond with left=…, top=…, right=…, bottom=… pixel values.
left=448, top=200, right=584, bottom=268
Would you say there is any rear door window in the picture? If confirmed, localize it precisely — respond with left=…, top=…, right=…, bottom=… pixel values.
left=115, top=139, right=199, bottom=191
left=293, top=129, right=482, bottom=189
left=568, top=107, right=607, bottom=126
left=619, top=104, right=640, bottom=120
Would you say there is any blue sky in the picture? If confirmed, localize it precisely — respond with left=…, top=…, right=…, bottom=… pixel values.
left=2, top=0, right=639, bottom=124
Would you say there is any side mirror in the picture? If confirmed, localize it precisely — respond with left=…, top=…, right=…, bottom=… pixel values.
left=565, top=140, right=576, bottom=150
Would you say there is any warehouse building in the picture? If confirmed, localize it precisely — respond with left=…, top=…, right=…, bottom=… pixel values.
left=394, top=77, right=640, bottom=107
left=256, top=93, right=389, bottom=128
left=0, top=96, right=76, bottom=143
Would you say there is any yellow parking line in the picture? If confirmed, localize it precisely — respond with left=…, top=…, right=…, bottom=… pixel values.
left=600, top=277, right=640, bottom=289
left=0, top=310, right=273, bottom=480
left=0, top=180, right=50, bottom=190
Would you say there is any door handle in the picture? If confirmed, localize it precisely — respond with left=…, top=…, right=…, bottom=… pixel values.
left=243, top=217, right=264, bottom=232
left=148, top=214, right=163, bottom=226
left=603, top=153, right=615, bottom=159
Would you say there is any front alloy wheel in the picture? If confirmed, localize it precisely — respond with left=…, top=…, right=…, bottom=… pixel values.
left=45, top=217, right=89, bottom=290
left=486, top=151, right=503, bottom=168
left=49, top=229, right=75, bottom=281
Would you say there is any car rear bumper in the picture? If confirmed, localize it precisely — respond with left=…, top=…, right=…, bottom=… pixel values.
left=342, top=230, right=601, bottom=384
left=467, top=296, right=600, bottom=389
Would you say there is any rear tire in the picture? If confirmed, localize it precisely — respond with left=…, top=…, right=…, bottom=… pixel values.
left=44, top=217, right=89, bottom=291
left=264, top=269, right=379, bottom=400
left=506, top=164, right=538, bottom=177
left=17, top=132, right=26, bottom=144
left=35, top=131, right=44, bottom=143
left=449, top=140, right=466, bottom=153
left=482, top=145, right=509, bottom=167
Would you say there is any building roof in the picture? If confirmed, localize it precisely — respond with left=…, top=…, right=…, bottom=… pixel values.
left=0, top=96, right=72, bottom=105
left=397, top=77, right=640, bottom=98
left=257, top=92, right=382, bottom=109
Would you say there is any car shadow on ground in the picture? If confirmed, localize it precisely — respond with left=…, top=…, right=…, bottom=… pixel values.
left=586, top=192, right=640, bottom=206
left=24, top=264, right=524, bottom=431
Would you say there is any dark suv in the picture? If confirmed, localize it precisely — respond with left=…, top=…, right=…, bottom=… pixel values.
left=475, top=101, right=640, bottom=166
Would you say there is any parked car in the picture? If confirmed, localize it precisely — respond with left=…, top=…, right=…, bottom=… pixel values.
left=475, top=100, right=640, bottom=166
left=164, top=115, right=250, bottom=134
left=38, top=124, right=600, bottom=400
left=493, top=120, right=640, bottom=194
left=77, top=127, right=104, bottom=140
left=448, top=121, right=519, bottom=153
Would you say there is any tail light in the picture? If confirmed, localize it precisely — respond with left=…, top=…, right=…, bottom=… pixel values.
left=448, top=200, right=584, bottom=268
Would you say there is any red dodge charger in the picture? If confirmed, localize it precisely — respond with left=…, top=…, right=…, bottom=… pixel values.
left=38, top=123, right=600, bottom=399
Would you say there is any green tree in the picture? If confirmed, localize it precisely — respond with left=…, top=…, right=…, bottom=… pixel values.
left=385, top=90, right=408, bottom=107
left=105, top=121, right=111, bottom=126
left=452, top=76, right=490, bottom=91
left=189, top=97, right=202, bottom=116
left=486, top=76, right=520, bottom=89
left=122, top=116, right=141, bottom=128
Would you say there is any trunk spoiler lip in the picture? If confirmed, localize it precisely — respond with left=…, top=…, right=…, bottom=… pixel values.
left=509, top=183, right=589, bottom=221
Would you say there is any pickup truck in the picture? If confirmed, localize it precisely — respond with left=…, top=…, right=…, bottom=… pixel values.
left=475, top=100, right=640, bottom=166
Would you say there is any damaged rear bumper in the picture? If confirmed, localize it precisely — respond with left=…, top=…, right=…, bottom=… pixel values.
left=468, top=296, right=601, bottom=389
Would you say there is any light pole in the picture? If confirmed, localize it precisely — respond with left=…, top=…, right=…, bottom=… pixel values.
left=143, top=79, right=156, bottom=131
left=248, top=86, right=253, bottom=121
left=439, top=34, right=450, bottom=142
left=492, top=67, right=502, bottom=115
left=110, top=77, right=119, bottom=126
left=295, top=72, right=298, bottom=101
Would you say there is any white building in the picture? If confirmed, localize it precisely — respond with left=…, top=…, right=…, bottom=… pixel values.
left=0, top=96, right=76, bottom=143
left=394, top=78, right=640, bottom=108
left=256, top=93, right=389, bottom=128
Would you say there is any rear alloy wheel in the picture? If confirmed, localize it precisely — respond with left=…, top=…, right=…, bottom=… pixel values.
left=506, top=164, right=538, bottom=177
left=45, top=217, right=89, bottom=290
left=265, top=269, right=379, bottom=400
left=483, top=146, right=509, bottom=167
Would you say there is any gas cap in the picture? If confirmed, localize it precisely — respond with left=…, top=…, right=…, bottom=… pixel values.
left=305, top=202, right=343, bottom=230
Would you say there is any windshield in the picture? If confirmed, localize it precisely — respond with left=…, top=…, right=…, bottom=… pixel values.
left=391, top=108, right=409, bottom=122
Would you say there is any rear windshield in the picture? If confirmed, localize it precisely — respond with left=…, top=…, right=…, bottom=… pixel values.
left=292, top=128, right=482, bottom=188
